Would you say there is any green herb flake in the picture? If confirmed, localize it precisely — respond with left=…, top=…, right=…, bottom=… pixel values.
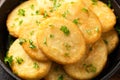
left=19, top=20, right=23, bottom=25
left=30, top=4, right=34, bottom=10
left=18, top=9, right=25, bottom=16
left=16, top=57, right=24, bottom=64
left=49, top=24, right=54, bottom=27
left=4, top=56, right=13, bottom=66
left=62, top=10, right=70, bottom=18
left=50, top=34, right=54, bottom=38
left=33, top=62, right=39, bottom=69
left=58, top=75, right=64, bottom=80
left=36, top=20, right=41, bottom=25
left=50, top=0, right=61, bottom=12
left=82, top=8, right=88, bottom=12
left=14, top=18, right=19, bottom=21
left=83, top=64, right=97, bottom=73
left=53, top=3, right=61, bottom=11
left=91, top=0, right=98, bottom=5
left=43, top=37, right=47, bottom=45
left=36, top=10, right=40, bottom=15
left=19, top=38, right=26, bottom=45
left=43, top=11, right=49, bottom=18
left=29, top=39, right=36, bottom=49
left=60, top=26, right=70, bottom=36
left=50, top=9, right=53, bottom=12
left=30, top=31, right=34, bottom=36
left=70, top=2, right=74, bottom=4
left=11, top=24, right=15, bottom=28
left=73, top=18, right=79, bottom=25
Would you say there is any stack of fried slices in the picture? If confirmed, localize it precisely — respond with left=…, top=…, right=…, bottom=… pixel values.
left=5, top=0, right=118, bottom=80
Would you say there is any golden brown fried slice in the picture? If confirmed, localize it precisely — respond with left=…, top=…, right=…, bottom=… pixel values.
left=7, top=39, right=51, bottom=80
left=50, top=0, right=88, bottom=23
left=64, top=39, right=107, bottom=80
left=82, top=0, right=116, bottom=32
left=79, top=9, right=102, bottom=44
left=44, top=63, right=74, bottom=80
left=7, top=0, right=45, bottom=37
left=102, top=29, right=119, bottom=54
left=37, top=17, right=86, bottom=64
left=36, top=0, right=78, bottom=14
left=19, top=24, right=49, bottom=61
left=50, top=0, right=102, bottom=44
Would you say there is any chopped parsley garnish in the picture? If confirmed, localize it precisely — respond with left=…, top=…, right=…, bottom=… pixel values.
left=11, top=24, right=15, bottom=28
left=36, top=10, right=40, bottom=15
left=73, top=18, right=79, bottom=25
left=36, top=20, right=41, bottom=25
left=82, top=8, right=88, bottom=12
left=33, top=62, right=39, bottom=69
left=49, top=24, right=54, bottom=27
left=60, top=26, right=70, bottom=36
left=58, top=75, right=64, bottom=80
left=14, top=18, right=19, bottom=21
left=103, top=40, right=108, bottom=45
left=53, top=3, right=61, bottom=11
left=19, top=20, right=23, bottom=25
left=4, top=56, right=13, bottom=66
left=50, top=0, right=61, bottom=12
left=50, top=34, right=54, bottom=38
left=83, top=64, right=96, bottom=73
left=62, top=10, right=70, bottom=18
left=70, top=2, right=74, bottom=4
left=19, top=38, right=26, bottom=45
left=18, top=9, right=25, bottom=16
left=30, top=4, right=34, bottom=10
left=30, top=31, right=34, bottom=36
left=29, top=39, right=36, bottom=49
left=43, top=37, right=47, bottom=45
left=91, top=0, right=98, bottom=5
left=16, top=57, right=24, bottom=64
left=43, top=11, right=49, bottom=18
